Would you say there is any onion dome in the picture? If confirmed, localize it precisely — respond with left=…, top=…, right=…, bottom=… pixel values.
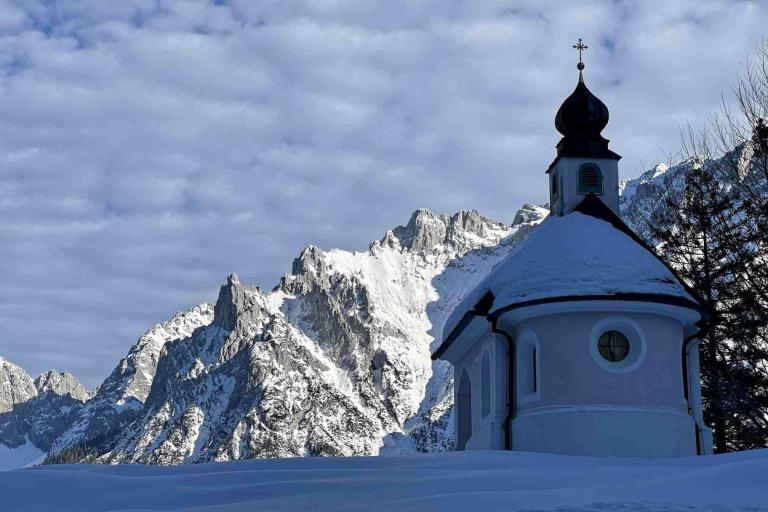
left=552, top=61, right=621, bottom=161
left=555, top=75, right=609, bottom=138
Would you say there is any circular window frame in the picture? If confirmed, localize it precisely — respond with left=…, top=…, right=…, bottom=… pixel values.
left=588, top=316, right=646, bottom=373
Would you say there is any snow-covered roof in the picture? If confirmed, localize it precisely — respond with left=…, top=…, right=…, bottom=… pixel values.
left=435, top=196, right=702, bottom=358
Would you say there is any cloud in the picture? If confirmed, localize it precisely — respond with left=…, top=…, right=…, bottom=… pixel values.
left=0, top=0, right=766, bottom=386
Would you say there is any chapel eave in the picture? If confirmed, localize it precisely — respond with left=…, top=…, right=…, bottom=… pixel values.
left=546, top=133, right=623, bottom=175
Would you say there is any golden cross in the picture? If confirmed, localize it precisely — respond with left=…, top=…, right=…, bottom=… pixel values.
left=573, top=38, right=588, bottom=65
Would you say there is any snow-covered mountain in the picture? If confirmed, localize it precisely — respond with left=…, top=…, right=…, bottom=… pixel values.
left=617, top=154, right=733, bottom=236
left=47, top=304, right=215, bottom=462
left=41, top=206, right=546, bottom=464
left=0, top=357, right=37, bottom=413
left=3, top=161, right=692, bottom=466
left=0, top=356, right=90, bottom=459
left=619, top=162, right=689, bottom=238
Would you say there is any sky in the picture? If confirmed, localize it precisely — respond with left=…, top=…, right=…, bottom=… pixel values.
left=1, top=0, right=767, bottom=388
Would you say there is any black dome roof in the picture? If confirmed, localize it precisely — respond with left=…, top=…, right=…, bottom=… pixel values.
left=549, top=71, right=620, bottom=162
left=555, top=76, right=609, bottom=137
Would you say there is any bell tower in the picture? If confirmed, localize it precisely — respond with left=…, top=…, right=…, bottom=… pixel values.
left=548, top=39, right=621, bottom=217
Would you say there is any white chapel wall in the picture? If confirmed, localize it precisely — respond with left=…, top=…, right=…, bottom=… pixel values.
left=454, top=330, right=508, bottom=451
left=503, top=308, right=698, bottom=457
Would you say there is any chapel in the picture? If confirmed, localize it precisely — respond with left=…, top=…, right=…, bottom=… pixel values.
left=432, top=41, right=713, bottom=457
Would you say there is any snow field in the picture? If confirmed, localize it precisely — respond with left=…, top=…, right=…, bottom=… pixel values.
left=1, top=450, right=767, bottom=512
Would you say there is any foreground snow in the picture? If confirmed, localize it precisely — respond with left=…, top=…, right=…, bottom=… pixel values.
left=1, top=450, right=767, bottom=512
left=0, top=441, right=44, bottom=471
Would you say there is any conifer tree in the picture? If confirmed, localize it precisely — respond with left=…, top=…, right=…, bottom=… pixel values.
left=640, top=42, right=768, bottom=451
left=709, top=44, right=768, bottom=450
left=645, top=156, right=747, bottom=453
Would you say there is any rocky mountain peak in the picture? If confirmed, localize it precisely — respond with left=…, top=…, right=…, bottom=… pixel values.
left=213, top=273, right=262, bottom=332
left=376, top=230, right=400, bottom=251
left=448, top=209, right=488, bottom=233
left=0, top=355, right=92, bottom=454
left=34, top=370, right=91, bottom=402
left=291, top=245, right=327, bottom=276
left=512, top=204, right=550, bottom=226
left=384, top=208, right=509, bottom=254
left=444, top=209, right=509, bottom=249
left=0, top=356, right=37, bottom=413
left=390, top=208, right=449, bottom=253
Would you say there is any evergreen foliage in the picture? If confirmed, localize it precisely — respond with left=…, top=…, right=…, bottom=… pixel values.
left=639, top=43, right=768, bottom=452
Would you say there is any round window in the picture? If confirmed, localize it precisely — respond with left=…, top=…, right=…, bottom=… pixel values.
left=597, top=330, right=630, bottom=362
left=589, top=317, right=646, bottom=373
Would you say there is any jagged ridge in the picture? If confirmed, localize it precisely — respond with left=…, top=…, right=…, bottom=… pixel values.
left=39, top=207, right=545, bottom=464
left=0, top=357, right=91, bottom=453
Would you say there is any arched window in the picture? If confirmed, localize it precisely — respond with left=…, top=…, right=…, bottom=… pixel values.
left=456, top=369, right=473, bottom=450
left=578, top=163, right=603, bottom=194
left=481, top=350, right=491, bottom=418
left=518, top=331, right=540, bottom=400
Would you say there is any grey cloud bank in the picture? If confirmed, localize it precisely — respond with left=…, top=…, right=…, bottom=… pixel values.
left=0, top=0, right=766, bottom=386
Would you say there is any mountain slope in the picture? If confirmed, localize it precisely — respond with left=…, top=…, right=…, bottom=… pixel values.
left=0, top=357, right=37, bottom=414
left=56, top=206, right=545, bottom=464
left=47, top=304, right=214, bottom=462
left=0, top=358, right=90, bottom=456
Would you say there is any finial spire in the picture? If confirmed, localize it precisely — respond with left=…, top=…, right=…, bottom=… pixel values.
left=573, top=38, right=588, bottom=81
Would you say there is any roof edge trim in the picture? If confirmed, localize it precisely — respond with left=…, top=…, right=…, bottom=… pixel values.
left=431, top=292, right=494, bottom=360
left=488, top=293, right=703, bottom=322
left=432, top=292, right=702, bottom=361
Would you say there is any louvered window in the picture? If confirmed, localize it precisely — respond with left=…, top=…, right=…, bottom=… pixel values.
left=578, top=163, right=603, bottom=194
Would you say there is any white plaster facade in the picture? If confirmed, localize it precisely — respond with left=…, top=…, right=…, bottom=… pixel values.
left=453, top=330, right=508, bottom=451
left=448, top=302, right=712, bottom=457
